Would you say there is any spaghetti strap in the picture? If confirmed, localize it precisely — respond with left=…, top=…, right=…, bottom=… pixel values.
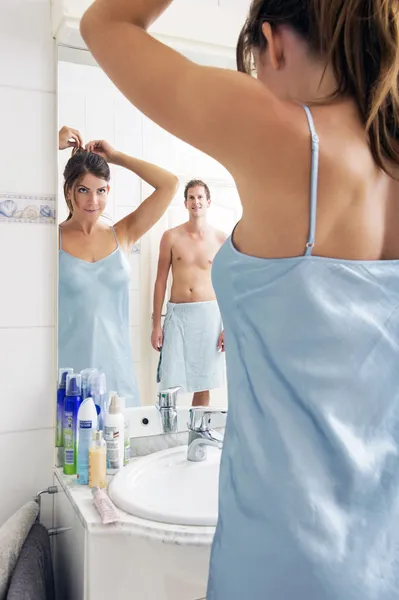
left=111, top=225, right=120, bottom=248
left=59, top=227, right=63, bottom=250
left=303, top=105, right=319, bottom=256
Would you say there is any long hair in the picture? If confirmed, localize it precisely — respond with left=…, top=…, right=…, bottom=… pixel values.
left=237, top=0, right=399, bottom=174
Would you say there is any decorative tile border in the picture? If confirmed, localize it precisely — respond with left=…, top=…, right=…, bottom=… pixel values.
left=0, top=192, right=56, bottom=224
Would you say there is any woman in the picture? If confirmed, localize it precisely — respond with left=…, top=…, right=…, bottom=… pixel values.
left=58, top=127, right=178, bottom=408
left=80, top=1, right=399, bottom=598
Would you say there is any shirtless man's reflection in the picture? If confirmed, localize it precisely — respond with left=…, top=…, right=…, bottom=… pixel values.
left=152, top=180, right=227, bottom=406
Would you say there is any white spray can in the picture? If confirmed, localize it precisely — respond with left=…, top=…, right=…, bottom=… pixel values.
left=104, top=393, right=125, bottom=475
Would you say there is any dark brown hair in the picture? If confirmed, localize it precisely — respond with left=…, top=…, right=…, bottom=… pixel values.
left=184, top=179, right=211, bottom=201
left=237, top=0, right=399, bottom=174
left=63, top=148, right=111, bottom=220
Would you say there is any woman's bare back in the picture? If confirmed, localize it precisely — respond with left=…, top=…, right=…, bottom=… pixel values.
left=230, top=99, right=399, bottom=263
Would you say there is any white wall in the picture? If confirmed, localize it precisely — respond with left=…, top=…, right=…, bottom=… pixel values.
left=0, top=0, right=56, bottom=526
left=52, top=0, right=251, bottom=52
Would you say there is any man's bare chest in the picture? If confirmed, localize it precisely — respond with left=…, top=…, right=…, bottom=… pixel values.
left=172, top=238, right=219, bottom=269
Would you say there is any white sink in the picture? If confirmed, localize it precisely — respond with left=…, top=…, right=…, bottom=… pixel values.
left=108, top=445, right=221, bottom=526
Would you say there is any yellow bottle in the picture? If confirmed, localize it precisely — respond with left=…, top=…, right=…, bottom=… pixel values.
left=89, top=430, right=107, bottom=489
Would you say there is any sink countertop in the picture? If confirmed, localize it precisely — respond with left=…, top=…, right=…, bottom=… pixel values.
left=54, top=462, right=215, bottom=546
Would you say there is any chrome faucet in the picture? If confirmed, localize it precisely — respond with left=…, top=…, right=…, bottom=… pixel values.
left=156, top=387, right=181, bottom=433
left=187, top=407, right=227, bottom=462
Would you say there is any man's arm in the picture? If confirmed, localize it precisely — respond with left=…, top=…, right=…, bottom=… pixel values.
left=151, top=231, right=173, bottom=350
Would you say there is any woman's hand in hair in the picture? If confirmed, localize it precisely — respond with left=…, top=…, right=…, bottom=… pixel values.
left=59, top=126, right=84, bottom=151
left=85, top=140, right=116, bottom=163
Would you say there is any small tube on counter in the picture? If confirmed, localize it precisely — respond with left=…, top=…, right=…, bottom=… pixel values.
left=91, top=487, right=120, bottom=524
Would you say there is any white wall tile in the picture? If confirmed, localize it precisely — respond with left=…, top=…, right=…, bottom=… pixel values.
left=0, top=327, right=55, bottom=434
left=134, top=360, right=145, bottom=403
left=0, top=87, right=56, bottom=195
left=170, top=135, right=230, bottom=180
left=130, top=327, right=141, bottom=362
left=59, top=60, right=114, bottom=97
left=0, top=224, right=55, bottom=328
left=114, top=168, right=142, bottom=207
left=57, top=91, right=86, bottom=143
left=142, top=117, right=173, bottom=170
left=168, top=204, right=189, bottom=229
left=0, top=0, right=55, bottom=92
left=129, top=254, right=141, bottom=292
left=85, top=93, right=115, bottom=145
left=114, top=95, right=143, bottom=159
left=129, top=290, right=141, bottom=328
left=0, top=0, right=56, bottom=529
left=0, top=428, right=54, bottom=528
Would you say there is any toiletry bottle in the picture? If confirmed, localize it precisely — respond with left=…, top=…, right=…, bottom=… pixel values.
left=107, top=390, right=117, bottom=413
left=77, top=397, right=98, bottom=485
left=104, top=394, right=125, bottom=475
left=63, top=374, right=82, bottom=475
left=56, top=368, right=73, bottom=447
left=81, top=368, right=98, bottom=400
left=89, top=431, right=107, bottom=489
left=88, top=371, right=107, bottom=430
left=118, top=397, right=130, bottom=466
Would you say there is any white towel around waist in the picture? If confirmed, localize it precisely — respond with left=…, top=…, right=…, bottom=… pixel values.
left=157, top=300, right=224, bottom=393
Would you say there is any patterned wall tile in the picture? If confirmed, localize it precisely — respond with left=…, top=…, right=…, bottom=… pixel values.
left=0, top=192, right=56, bottom=224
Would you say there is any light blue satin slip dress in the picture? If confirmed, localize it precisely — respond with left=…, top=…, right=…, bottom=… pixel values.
left=59, top=226, right=140, bottom=407
left=207, top=106, right=399, bottom=599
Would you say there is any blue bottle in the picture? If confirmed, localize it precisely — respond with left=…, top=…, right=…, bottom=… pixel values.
left=63, top=374, right=82, bottom=475
left=56, top=368, right=73, bottom=448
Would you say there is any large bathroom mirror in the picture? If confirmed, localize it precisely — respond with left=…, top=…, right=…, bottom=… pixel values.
left=56, top=44, right=242, bottom=425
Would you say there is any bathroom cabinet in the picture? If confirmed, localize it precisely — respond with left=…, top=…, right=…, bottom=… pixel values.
left=52, top=468, right=213, bottom=600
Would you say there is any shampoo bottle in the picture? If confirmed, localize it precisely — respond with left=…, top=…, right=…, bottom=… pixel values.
left=104, top=394, right=125, bottom=475
left=63, top=374, right=82, bottom=475
left=89, top=430, right=107, bottom=489
left=56, top=368, right=73, bottom=447
left=77, top=397, right=98, bottom=485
